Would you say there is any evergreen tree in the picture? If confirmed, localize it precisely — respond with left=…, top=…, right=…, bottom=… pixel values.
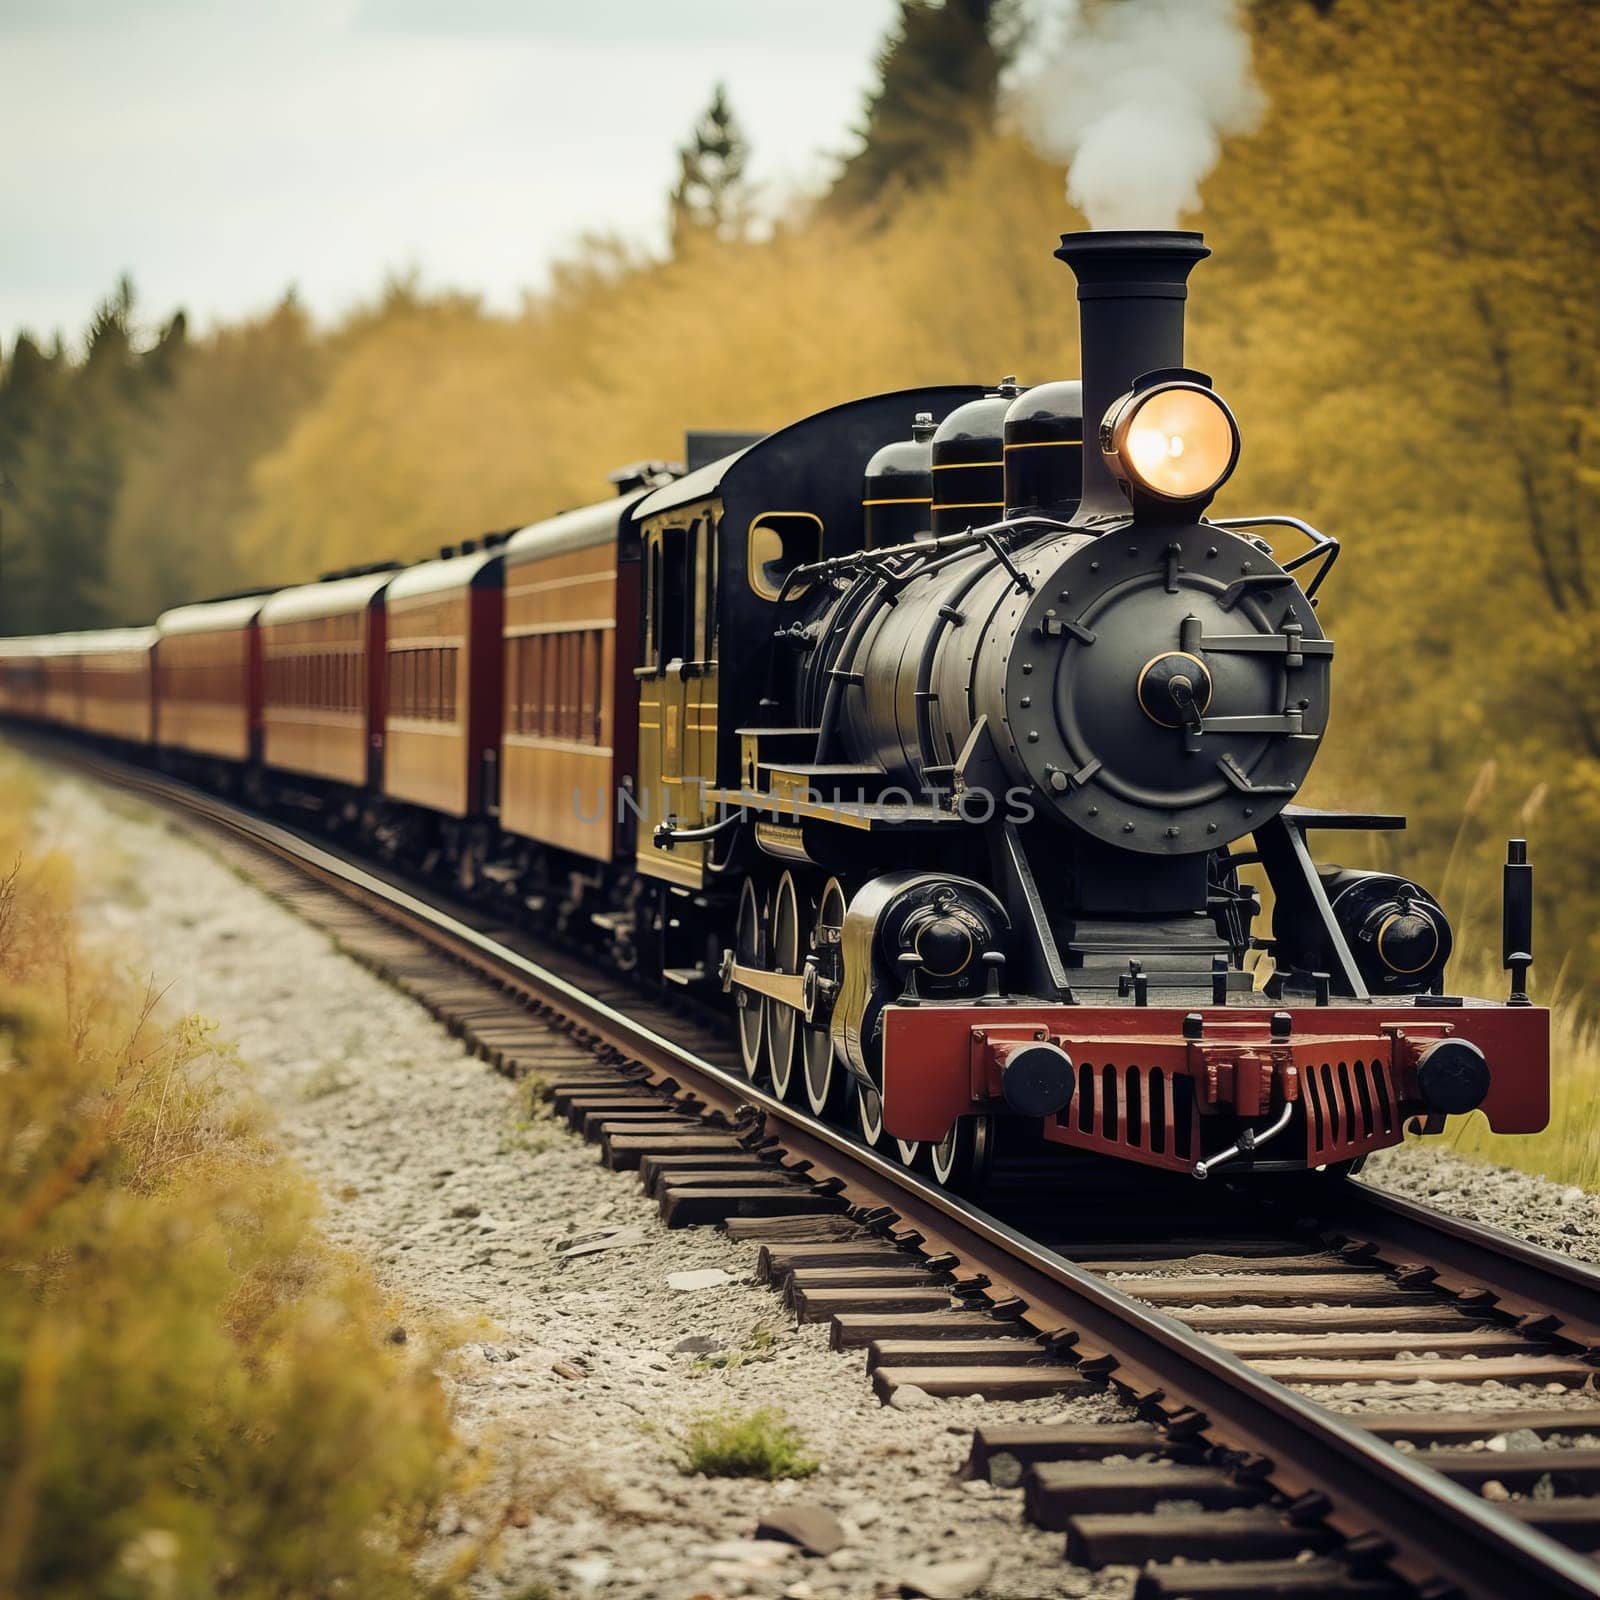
left=669, top=83, right=751, bottom=253
left=0, top=279, right=186, bottom=633
left=828, top=0, right=1022, bottom=215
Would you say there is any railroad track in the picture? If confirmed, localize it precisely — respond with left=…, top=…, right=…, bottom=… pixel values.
left=32, top=738, right=1600, bottom=1600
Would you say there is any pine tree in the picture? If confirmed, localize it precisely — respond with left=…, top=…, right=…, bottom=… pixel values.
left=669, top=83, right=751, bottom=253
left=828, top=0, right=1022, bottom=215
left=0, top=278, right=187, bottom=633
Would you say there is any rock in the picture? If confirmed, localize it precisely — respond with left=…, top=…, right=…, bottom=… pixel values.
left=888, top=1383, right=934, bottom=1410
left=551, top=1360, right=586, bottom=1380
left=704, top=1538, right=801, bottom=1568
left=896, top=1554, right=995, bottom=1599
left=784, top=1583, right=818, bottom=1600
left=758, top=1502, right=848, bottom=1556
left=558, top=1226, right=651, bottom=1259
left=986, top=1450, right=1023, bottom=1488
left=667, top=1267, right=736, bottom=1291
left=450, top=1201, right=481, bottom=1218
left=959, top=1478, right=993, bottom=1497
left=825, top=1549, right=865, bottom=1572
left=611, top=1486, right=666, bottom=1521
left=1482, top=1480, right=1512, bottom=1502
left=853, top=1498, right=885, bottom=1529
left=674, top=1334, right=726, bottom=1355
left=563, top=1553, right=612, bottom=1590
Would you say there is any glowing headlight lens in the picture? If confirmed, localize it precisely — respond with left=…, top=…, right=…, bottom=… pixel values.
left=1109, top=384, right=1239, bottom=501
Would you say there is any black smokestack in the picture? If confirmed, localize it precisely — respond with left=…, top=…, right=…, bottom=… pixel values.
left=1053, top=230, right=1210, bottom=521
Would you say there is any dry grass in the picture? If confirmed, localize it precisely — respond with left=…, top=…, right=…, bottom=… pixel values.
left=1408, top=763, right=1600, bottom=1189
left=0, top=759, right=475, bottom=1597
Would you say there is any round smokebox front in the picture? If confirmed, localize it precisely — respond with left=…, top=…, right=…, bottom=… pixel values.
left=976, top=525, right=1332, bottom=854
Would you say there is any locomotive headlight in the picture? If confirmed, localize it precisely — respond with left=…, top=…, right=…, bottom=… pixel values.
left=1103, top=382, right=1240, bottom=504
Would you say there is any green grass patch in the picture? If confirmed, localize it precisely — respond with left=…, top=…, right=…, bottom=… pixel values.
left=680, top=1407, right=818, bottom=1480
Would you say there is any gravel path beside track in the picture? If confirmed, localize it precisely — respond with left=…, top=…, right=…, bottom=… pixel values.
left=33, top=766, right=1139, bottom=1600
left=1363, top=1145, right=1600, bottom=1266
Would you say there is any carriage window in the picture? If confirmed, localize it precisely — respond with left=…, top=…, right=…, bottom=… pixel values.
left=747, top=512, right=822, bottom=601
left=657, top=525, right=693, bottom=666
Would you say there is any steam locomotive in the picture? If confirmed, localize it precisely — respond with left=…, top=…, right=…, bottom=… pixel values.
left=0, top=228, right=1550, bottom=1186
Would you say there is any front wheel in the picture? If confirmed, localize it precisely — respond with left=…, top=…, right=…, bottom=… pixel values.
left=930, top=1116, right=995, bottom=1192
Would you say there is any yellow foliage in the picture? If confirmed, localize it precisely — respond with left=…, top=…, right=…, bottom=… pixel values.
left=0, top=763, right=469, bottom=1597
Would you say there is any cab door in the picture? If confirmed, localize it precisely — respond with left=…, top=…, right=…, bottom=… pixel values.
left=636, top=509, right=717, bottom=887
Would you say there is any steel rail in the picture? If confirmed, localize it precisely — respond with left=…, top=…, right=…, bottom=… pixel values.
left=30, top=740, right=1600, bottom=1600
left=1328, top=1181, right=1600, bottom=1349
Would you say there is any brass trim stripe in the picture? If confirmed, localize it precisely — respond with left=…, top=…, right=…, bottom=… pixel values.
left=932, top=458, right=1002, bottom=469
left=862, top=496, right=931, bottom=507
left=930, top=501, right=1006, bottom=512
left=1002, top=439, right=1084, bottom=451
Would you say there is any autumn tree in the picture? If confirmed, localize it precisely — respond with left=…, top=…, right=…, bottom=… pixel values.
left=107, top=293, right=324, bottom=619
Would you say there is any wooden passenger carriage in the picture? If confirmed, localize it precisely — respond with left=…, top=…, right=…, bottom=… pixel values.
left=259, top=572, right=393, bottom=790
left=0, top=637, right=50, bottom=721
left=382, top=550, right=503, bottom=819
left=154, top=596, right=266, bottom=763
left=73, top=628, right=158, bottom=744
left=499, top=498, right=641, bottom=864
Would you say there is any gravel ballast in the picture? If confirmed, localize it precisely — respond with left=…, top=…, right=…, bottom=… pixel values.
left=1362, top=1144, right=1600, bottom=1264
left=31, top=766, right=1137, bottom=1600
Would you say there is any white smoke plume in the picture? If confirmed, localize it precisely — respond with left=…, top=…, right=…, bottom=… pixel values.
left=1022, top=0, right=1265, bottom=231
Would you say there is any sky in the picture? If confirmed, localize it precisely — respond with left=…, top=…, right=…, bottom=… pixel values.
left=0, top=0, right=901, bottom=346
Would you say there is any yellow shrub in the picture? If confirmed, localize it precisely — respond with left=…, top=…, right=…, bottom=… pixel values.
left=0, top=774, right=467, bottom=1598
